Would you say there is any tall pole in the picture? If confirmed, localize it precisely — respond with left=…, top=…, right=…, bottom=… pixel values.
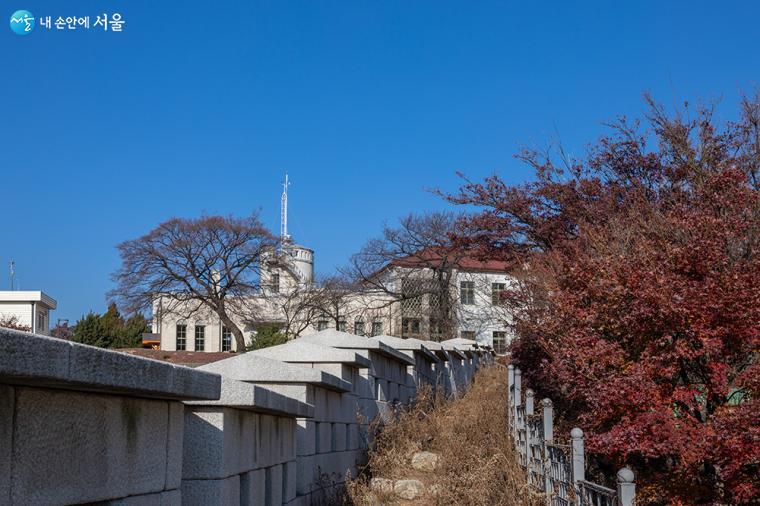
left=281, top=172, right=290, bottom=247
left=9, top=260, right=15, bottom=290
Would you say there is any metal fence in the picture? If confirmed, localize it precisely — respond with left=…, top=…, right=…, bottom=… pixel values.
left=508, top=365, right=636, bottom=506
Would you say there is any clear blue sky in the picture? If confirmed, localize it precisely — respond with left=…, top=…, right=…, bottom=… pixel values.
left=1, top=1, right=758, bottom=322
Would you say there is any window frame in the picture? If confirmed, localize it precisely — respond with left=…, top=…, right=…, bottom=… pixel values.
left=195, top=324, right=206, bottom=351
left=492, top=331, right=507, bottom=354
left=460, top=281, right=475, bottom=305
left=176, top=323, right=187, bottom=351
left=221, top=326, right=232, bottom=352
left=491, top=282, right=506, bottom=305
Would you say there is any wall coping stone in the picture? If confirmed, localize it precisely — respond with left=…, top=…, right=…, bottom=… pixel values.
left=184, top=377, right=314, bottom=417
left=438, top=344, right=468, bottom=360
left=0, top=328, right=221, bottom=400
left=370, top=336, right=439, bottom=363
left=250, top=341, right=371, bottom=368
left=299, top=330, right=415, bottom=366
left=198, top=354, right=351, bottom=393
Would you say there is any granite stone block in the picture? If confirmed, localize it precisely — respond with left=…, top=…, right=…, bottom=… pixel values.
left=265, top=464, right=283, bottom=506
left=240, top=468, right=266, bottom=506
left=296, top=419, right=316, bottom=456
left=11, top=387, right=168, bottom=505
left=182, top=475, right=240, bottom=506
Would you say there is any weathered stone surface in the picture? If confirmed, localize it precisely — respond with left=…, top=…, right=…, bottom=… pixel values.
left=283, top=460, right=298, bottom=502
left=296, top=454, right=315, bottom=495
left=185, top=377, right=314, bottom=419
left=411, top=451, right=440, bottom=472
left=199, top=353, right=351, bottom=393
left=316, top=421, right=332, bottom=454
left=332, top=422, right=347, bottom=452
left=240, top=468, right=265, bottom=506
left=0, top=328, right=221, bottom=400
left=252, top=340, right=371, bottom=368
left=258, top=414, right=277, bottom=467
left=182, top=475, right=240, bottom=506
left=299, top=330, right=415, bottom=365
left=394, top=479, right=424, bottom=500
left=371, top=335, right=439, bottom=364
left=280, top=417, right=297, bottom=461
left=296, top=419, right=316, bottom=456
left=182, top=407, right=255, bottom=479
left=101, top=489, right=181, bottom=505
left=165, top=401, right=184, bottom=490
left=11, top=387, right=169, bottom=505
left=265, top=464, right=284, bottom=506
left=0, top=385, right=13, bottom=505
left=370, top=477, right=394, bottom=494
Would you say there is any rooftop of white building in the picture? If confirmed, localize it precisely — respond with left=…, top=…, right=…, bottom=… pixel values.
left=0, top=291, right=57, bottom=310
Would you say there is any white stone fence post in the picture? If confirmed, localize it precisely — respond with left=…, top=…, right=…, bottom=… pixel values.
left=507, top=366, right=636, bottom=506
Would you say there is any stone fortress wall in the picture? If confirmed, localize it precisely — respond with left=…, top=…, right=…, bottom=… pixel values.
left=0, top=327, right=492, bottom=505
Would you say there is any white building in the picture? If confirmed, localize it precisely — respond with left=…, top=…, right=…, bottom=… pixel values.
left=152, top=244, right=514, bottom=354
left=0, top=291, right=57, bottom=335
left=152, top=176, right=514, bottom=354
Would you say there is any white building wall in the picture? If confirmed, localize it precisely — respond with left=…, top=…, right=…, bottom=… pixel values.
left=455, top=270, right=516, bottom=349
left=0, top=303, right=33, bottom=329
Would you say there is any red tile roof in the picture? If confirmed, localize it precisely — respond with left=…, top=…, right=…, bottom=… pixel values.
left=390, top=247, right=510, bottom=273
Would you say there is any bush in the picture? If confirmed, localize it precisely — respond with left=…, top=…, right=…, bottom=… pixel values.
left=346, top=366, right=541, bottom=505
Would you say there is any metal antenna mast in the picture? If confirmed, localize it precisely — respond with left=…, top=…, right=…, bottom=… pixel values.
left=9, top=260, right=15, bottom=290
left=280, top=173, right=291, bottom=247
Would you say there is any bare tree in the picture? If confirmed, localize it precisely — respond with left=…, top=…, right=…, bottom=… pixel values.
left=264, top=284, right=323, bottom=339
left=0, top=315, right=31, bottom=332
left=310, top=275, right=360, bottom=330
left=346, top=211, right=470, bottom=341
left=109, top=214, right=276, bottom=351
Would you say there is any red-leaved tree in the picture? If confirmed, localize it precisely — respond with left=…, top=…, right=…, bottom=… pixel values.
left=448, top=94, right=759, bottom=504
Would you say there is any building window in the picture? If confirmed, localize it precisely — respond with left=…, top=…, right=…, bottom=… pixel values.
left=461, top=330, right=476, bottom=341
left=337, top=320, right=347, bottom=332
left=37, top=312, right=45, bottom=332
left=317, top=319, right=329, bottom=331
left=402, top=318, right=421, bottom=338
left=222, top=326, right=232, bottom=352
left=195, top=325, right=205, bottom=351
left=354, top=319, right=365, bottom=336
left=176, top=324, right=187, bottom=351
left=371, top=321, right=383, bottom=337
left=492, top=282, right=506, bottom=305
left=271, top=273, right=280, bottom=293
left=460, top=281, right=475, bottom=305
left=492, top=331, right=507, bottom=355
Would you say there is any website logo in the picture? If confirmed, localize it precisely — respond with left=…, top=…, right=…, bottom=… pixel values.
left=10, top=10, right=35, bottom=35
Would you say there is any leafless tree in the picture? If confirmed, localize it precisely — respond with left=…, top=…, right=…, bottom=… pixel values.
left=109, top=214, right=276, bottom=351
left=265, top=284, right=324, bottom=339
left=0, top=315, right=31, bottom=332
left=346, top=211, right=470, bottom=341
left=309, top=275, right=361, bottom=330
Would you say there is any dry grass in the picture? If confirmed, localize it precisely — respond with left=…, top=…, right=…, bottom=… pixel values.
left=345, top=366, right=542, bottom=505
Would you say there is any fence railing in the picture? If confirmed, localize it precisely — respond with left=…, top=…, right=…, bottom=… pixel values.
left=508, top=365, right=636, bottom=506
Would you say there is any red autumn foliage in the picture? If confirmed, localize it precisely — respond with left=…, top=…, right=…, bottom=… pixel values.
left=447, top=94, right=760, bottom=504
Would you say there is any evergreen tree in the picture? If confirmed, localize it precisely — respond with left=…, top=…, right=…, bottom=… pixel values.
left=246, top=323, right=287, bottom=351
left=72, top=312, right=108, bottom=347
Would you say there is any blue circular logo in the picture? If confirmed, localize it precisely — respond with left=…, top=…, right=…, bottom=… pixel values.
left=10, top=10, right=35, bottom=35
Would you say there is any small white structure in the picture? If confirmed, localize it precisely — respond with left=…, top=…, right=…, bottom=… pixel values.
left=0, top=291, right=57, bottom=335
